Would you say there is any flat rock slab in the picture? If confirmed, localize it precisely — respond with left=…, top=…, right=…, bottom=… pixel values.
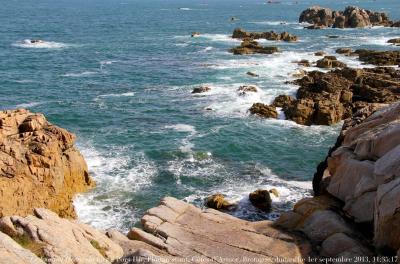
left=131, top=197, right=311, bottom=264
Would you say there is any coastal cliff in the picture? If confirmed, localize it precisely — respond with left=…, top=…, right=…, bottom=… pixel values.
left=0, top=103, right=399, bottom=263
left=0, top=109, right=94, bottom=218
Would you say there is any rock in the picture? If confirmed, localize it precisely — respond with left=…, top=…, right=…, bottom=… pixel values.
left=301, top=210, right=353, bottom=242
left=0, top=208, right=123, bottom=264
left=392, top=21, right=400, bottom=27
left=246, top=71, right=259, bottom=77
left=320, top=233, right=371, bottom=257
left=0, top=231, right=45, bottom=264
left=355, top=49, right=400, bottom=66
left=232, top=28, right=298, bottom=42
left=0, top=109, right=94, bottom=218
left=249, top=189, right=272, bottom=212
left=313, top=103, right=400, bottom=251
left=114, top=249, right=164, bottom=264
left=249, top=103, right=278, bottom=119
left=315, top=51, right=326, bottom=56
left=135, top=197, right=311, bottom=262
left=191, top=86, right=211, bottom=94
left=300, top=5, right=395, bottom=29
left=230, top=39, right=279, bottom=55
left=284, top=67, right=400, bottom=125
left=388, top=38, right=400, bottom=45
left=336, top=48, right=353, bottom=55
left=205, top=194, right=234, bottom=210
left=238, top=85, right=258, bottom=95
left=316, top=56, right=347, bottom=68
left=296, top=59, right=311, bottom=67
left=272, top=95, right=295, bottom=108
left=191, top=32, right=200, bottom=37
left=299, top=6, right=334, bottom=27
left=344, top=6, right=371, bottom=28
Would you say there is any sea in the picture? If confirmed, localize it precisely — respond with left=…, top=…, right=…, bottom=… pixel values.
left=1, top=0, right=399, bottom=231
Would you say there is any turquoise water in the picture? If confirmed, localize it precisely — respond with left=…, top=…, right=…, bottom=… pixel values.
left=1, top=0, right=399, bottom=231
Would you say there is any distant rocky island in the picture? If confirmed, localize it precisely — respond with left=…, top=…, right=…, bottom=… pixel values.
left=1, top=5, right=400, bottom=264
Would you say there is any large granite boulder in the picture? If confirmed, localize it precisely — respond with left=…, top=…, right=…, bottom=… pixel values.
left=0, top=208, right=123, bottom=264
left=313, top=103, right=400, bottom=253
left=0, top=109, right=94, bottom=218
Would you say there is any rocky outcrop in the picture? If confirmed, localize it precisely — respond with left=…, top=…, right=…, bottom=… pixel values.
left=0, top=208, right=123, bottom=263
left=0, top=109, right=94, bottom=218
left=312, top=103, right=400, bottom=253
left=355, top=49, right=400, bottom=66
left=230, top=39, right=279, bottom=55
left=276, top=67, right=400, bottom=125
left=300, top=6, right=394, bottom=29
left=277, top=196, right=373, bottom=259
left=126, top=197, right=312, bottom=263
left=316, top=56, right=347, bottom=69
left=388, top=38, right=400, bottom=45
left=232, top=28, right=298, bottom=42
left=249, top=103, right=278, bottom=118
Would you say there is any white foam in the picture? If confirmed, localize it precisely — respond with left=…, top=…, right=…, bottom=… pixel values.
left=199, top=34, right=239, bottom=43
left=198, top=46, right=214, bottom=53
left=62, top=71, right=97, bottom=77
left=13, top=79, right=35, bottom=84
left=12, top=39, right=69, bottom=49
left=249, top=21, right=298, bottom=26
left=165, top=124, right=197, bottom=134
left=74, top=143, right=157, bottom=231
left=15, top=102, right=44, bottom=108
left=184, top=164, right=312, bottom=221
left=97, top=92, right=135, bottom=98
left=178, top=7, right=192, bottom=10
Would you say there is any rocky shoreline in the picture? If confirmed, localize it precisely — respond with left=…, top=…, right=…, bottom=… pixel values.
left=1, top=4, right=400, bottom=264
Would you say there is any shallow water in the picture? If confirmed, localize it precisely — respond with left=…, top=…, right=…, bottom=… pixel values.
left=1, top=0, right=399, bottom=231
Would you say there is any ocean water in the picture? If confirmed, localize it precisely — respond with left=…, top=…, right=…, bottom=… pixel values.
left=1, top=0, right=399, bottom=231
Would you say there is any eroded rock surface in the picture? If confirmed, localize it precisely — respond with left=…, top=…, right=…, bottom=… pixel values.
left=0, top=109, right=94, bottom=218
left=127, top=197, right=311, bottom=263
left=312, top=103, right=400, bottom=253
left=0, top=208, right=123, bottom=264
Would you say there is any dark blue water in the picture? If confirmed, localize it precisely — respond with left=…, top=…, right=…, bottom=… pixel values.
left=1, top=0, right=399, bottom=231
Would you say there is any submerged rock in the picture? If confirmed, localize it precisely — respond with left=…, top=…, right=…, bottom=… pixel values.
left=249, top=103, right=278, bottom=118
left=249, top=189, right=272, bottom=212
left=336, top=47, right=353, bottom=55
left=0, top=109, right=94, bottom=218
left=296, top=59, right=311, bottom=67
left=315, top=51, right=326, bottom=56
left=246, top=71, right=259, bottom=77
left=388, top=38, right=400, bottom=45
left=191, top=86, right=211, bottom=94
